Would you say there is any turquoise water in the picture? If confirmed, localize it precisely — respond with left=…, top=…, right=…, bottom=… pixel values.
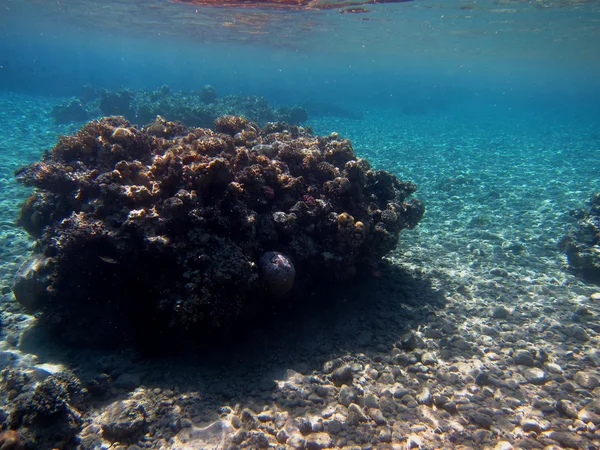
left=1, top=0, right=600, bottom=448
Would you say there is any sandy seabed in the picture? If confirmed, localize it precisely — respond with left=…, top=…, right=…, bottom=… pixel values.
left=0, top=93, right=599, bottom=449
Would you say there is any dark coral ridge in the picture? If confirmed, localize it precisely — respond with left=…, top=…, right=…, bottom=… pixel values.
left=560, top=191, right=600, bottom=284
left=14, top=115, right=424, bottom=347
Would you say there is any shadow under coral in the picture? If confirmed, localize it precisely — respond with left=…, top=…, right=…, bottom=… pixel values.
left=17, top=259, right=446, bottom=408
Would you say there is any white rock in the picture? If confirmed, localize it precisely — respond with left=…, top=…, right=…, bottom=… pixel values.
left=30, top=363, right=66, bottom=381
left=544, top=362, right=563, bottom=374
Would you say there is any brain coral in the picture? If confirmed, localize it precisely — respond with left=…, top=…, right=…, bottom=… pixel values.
left=13, top=115, right=424, bottom=347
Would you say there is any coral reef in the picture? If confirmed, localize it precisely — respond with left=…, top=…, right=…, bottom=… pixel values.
left=51, top=85, right=309, bottom=128
left=200, top=84, right=217, bottom=104
left=1, top=368, right=84, bottom=449
left=560, top=192, right=600, bottom=283
left=50, top=99, right=93, bottom=125
left=13, top=116, right=423, bottom=347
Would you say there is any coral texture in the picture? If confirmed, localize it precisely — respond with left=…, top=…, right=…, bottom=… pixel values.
left=1, top=368, right=84, bottom=449
left=560, top=192, right=600, bottom=283
left=52, top=85, right=309, bottom=128
left=13, top=115, right=424, bottom=347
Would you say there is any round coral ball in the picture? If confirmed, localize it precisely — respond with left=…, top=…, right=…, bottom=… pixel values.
left=259, top=251, right=296, bottom=297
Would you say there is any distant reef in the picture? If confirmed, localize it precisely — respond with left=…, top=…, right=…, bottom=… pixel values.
left=51, top=85, right=309, bottom=127
left=560, top=192, right=600, bottom=284
left=13, top=115, right=424, bottom=348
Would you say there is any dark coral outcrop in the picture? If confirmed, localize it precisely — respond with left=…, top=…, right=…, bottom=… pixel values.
left=560, top=192, right=600, bottom=284
left=13, top=116, right=424, bottom=347
left=52, top=85, right=309, bottom=128
left=1, top=368, right=85, bottom=449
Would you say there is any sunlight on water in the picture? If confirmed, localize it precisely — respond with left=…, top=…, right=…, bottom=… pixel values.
left=3, top=0, right=600, bottom=59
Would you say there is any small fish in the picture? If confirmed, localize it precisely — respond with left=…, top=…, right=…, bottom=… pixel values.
left=98, top=256, right=119, bottom=264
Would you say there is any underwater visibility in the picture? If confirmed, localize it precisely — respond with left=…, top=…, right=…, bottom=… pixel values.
left=0, top=0, right=600, bottom=448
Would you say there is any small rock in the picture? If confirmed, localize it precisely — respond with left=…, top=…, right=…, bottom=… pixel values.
left=536, top=348, right=549, bottom=363
left=255, top=432, right=270, bottom=449
left=574, top=371, right=600, bottom=389
left=521, top=418, right=541, bottom=433
left=400, top=332, right=425, bottom=351
left=416, top=388, right=432, bottom=406
left=442, top=401, right=458, bottom=413
left=469, top=411, right=493, bottom=428
left=450, top=335, right=471, bottom=351
left=475, top=371, right=499, bottom=387
left=578, top=399, right=600, bottom=425
left=391, top=353, right=410, bottom=366
left=331, top=365, right=353, bottom=387
left=338, top=385, right=356, bottom=407
left=513, top=351, right=535, bottom=367
left=241, top=408, right=258, bottom=427
left=432, top=394, right=450, bottom=407
left=574, top=305, right=591, bottom=316
left=368, top=408, right=386, bottom=426
left=421, top=352, right=438, bottom=366
left=556, top=399, right=578, bottom=418
left=590, top=292, right=600, bottom=301
left=393, top=388, right=409, bottom=399
left=544, top=362, right=563, bottom=374
left=315, top=385, right=334, bottom=398
left=257, top=411, right=275, bottom=422
left=305, top=432, right=332, bottom=450
left=571, top=325, right=590, bottom=341
left=276, top=430, right=289, bottom=444
left=492, top=306, right=510, bottom=318
left=311, top=419, right=324, bottom=433
left=101, top=400, right=147, bottom=442
left=523, top=368, right=547, bottom=385
left=547, top=431, right=585, bottom=449
left=379, top=428, right=393, bottom=443
left=308, top=393, right=325, bottom=405
left=231, top=416, right=242, bottom=429
left=407, top=437, right=421, bottom=449
left=364, top=393, right=379, bottom=409
left=490, top=268, right=509, bottom=278
left=326, top=418, right=342, bottom=435
left=347, top=403, right=368, bottom=424
left=287, top=433, right=306, bottom=449
left=297, top=418, right=312, bottom=436
left=583, top=349, right=599, bottom=367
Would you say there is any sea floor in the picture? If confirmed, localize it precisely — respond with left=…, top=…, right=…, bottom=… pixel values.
left=0, top=92, right=599, bottom=449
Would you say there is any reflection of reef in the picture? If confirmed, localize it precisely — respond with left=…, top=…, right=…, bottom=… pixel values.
left=560, top=192, right=600, bottom=284
left=174, top=0, right=414, bottom=10
left=13, top=116, right=424, bottom=348
left=51, top=85, right=309, bottom=127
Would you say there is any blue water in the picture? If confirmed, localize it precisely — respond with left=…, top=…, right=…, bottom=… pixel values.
left=1, top=0, right=600, bottom=448
left=2, top=0, right=600, bottom=117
